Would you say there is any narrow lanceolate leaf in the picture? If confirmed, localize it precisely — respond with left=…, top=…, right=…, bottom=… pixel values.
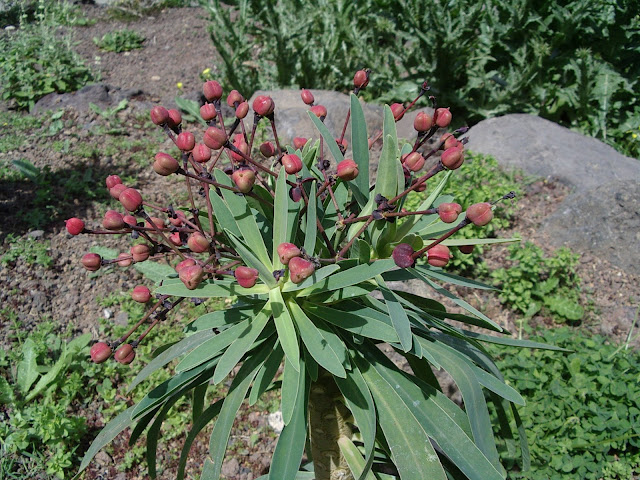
left=308, top=111, right=344, bottom=165
left=409, top=268, right=502, bottom=331
left=338, top=436, right=377, bottom=480
left=17, top=338, right=38, bottom=393
left=208, top=344, right=274, bottom=479
left=225, top=230, right=277, bottom=288
left=147, top=392, right=183, bottom=478
left=298, top=259, right=396, bottom=297
left=249, top=343, right=284, bottom=406
left=415, top=265, right=497, bottom=290
left=214, top=168, right=272, bottom=268
left=304, top=302, right=398, bottom=342
left=335, top=365, right=377, bottom=480
left=183, top=303, right=265, bottom=335
left=372, top=106, right=399, bottom=201
left=350, top=93, right=370, bottom=207
left=281, top=264, right=341, bottom=292
left=288, top=300, right=346, bottom=378
left=273, top=170, right=289, bottom=270
left=75, top=406, right=136, bottom=477
left=212, top=301, right=273, bottom=384
left=175, top=318, right=253, bottom=373
left=270, top=288, right=300, bottom=371
left=129, top=329, right=217, bottom=391
left=473, top=365, right=525, bottom=406
left=377, top=276, right=412, bottom=352
left=155, top=279, right=270, bottom=298
left=461, top=330, right=571, bottom=351
left=269, top=356, right=308, bottom=480
left=303, top=183, right=318, bottom=254
left=399, top=171, right=453, bottom=238
left=208, top=176, right=242, bottom=238
left=356, top=354, right=447, bottom=480
left=281, top=356, right=301, bottom=426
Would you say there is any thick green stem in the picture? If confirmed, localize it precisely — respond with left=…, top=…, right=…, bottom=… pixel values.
left=308, top=369, right=354, bottom=480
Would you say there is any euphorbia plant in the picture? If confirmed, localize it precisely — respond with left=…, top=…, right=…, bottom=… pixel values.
left=70, top=71, right=564, bottom=480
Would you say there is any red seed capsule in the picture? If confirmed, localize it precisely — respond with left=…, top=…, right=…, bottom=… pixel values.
left=253, top=95, right=275, bottom=116
left=90, top=342, right=111, bottom=363
left=438, top=202, right=462, bottom=223
left=119, top=188, right=143, bottom=212
left=434, top=108, right=452, bottom=128
left=293, top=137, right=308, bottom=150
left=466, top=202, right=493, bottom=226
left=150, top=106, right=169, bottom=125
left=200, top=103, right=217, bottom=121
left=289, top=256, right=315, bottom=283
left=310, top=105, right=327, bottom=119
left=236, top=101, right=249, bottom=119
left=105, top=174, right=122, bottom=190
left=204, top=127, right=227, bottom=150
left=277, top=242, right=301, bottom=265
left=109, top=183, right=127, bottom=200
left=65, top=217, right=84, bottom=235
left=131, top=285, right=151, bottom=303
left=117, top=253, right=133, bottom=267
left=203, top=80, right=223, bottom=101
left=300, top=89, right=314, bottom=105
left=414, top=111, right=433, bottom=132
left=130, top=244, right=151, bottom=262
left=392, top=243, right=415, bottom=268
left=167, top=109, right=182, bottom=129
left=176, top=132, right=196, bottom=152
left=82, top=253, right=102, bottom=271
left=192, top=144, right=212, bottom=163
left=114, top=344, right=136, bottom=364
left=231, top=169, right=256, bottom=193
left=390, top=103, right=405, bottom=120
left=187, top=232, right=210, bottom=253
left=441, top=146, right=464, bottom=170
left=353, top=70, right=369, bottom=89
left=260, top=141, right=276, bottom=157
left=282, top=154, right=303, bottom=175
left=337, top=159, right=359, bottom=181
left=103, top=210, right=126, bottom=230
left=179, top=264, right=204, bottom=290
left=153, top=152, right=179, bottom=176
left=402, top=152, right=425, bottom=172
left=235, top=266, right=259, bottom=288
left=226, top=90, right=243, bottom=107
left=175, top=258, right=196, bottom=274
left=427, top=244, right=451, bottom=268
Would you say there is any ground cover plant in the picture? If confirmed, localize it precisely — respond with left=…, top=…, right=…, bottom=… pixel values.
left=66, top=70, right=571, bottom=480
left=493, top=327, right=640, bottom=479
left=93, top=29, right=145, bottom=53
left=203, top=0, right=639, bottom=158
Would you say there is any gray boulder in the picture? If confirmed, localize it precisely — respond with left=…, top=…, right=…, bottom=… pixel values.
left=33, top=83, right=145, bottom=114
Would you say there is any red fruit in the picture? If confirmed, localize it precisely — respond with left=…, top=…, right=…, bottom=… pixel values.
left=167, top=109, right=182, bottom=129
left=150, top=106, right=169, bottom=125
left=192, top=144, right=211, bottom=163
left=289, top=186, right=302, bottom=202
left=277, top=242, right=301, bottom=265
left=466, top=202, right=493, bottom=226
left=175, top=258, right=196, bottom=274
left=131, top=285, right=151, bottom=303
left=90, top=342, right=111, bottom=363
left=119, top=188, right=143, bottom=212
left=337, top=159, right=359, bottom=181
left=153, top=152, right=179, bottom=175
left=203, top=80, right=223, bottom=101
left=123, top=215, right=137, bottom=226
left=169, top=210, right=186, bottom=227
left=204, top=127, right=227, bottom=150
left=459, top=245, right=475, bottom=255
left=103, top=210, right=125, bottom=230
left=232, top=169, right=256, bottom=193
left=236, top=101, right=249, bottom=119
left=260, top=141, right=276, bottom=157
left=179, top=264, right=204, bottom=290
left=130, top=244, right=151, bottom=262
left=310, top=105, right=327, bottom=119
left=114, top=344, right=136, bottom=364
left=440, top=132, right=460, bottom=150
left=353, top=70, right=369, bottom=89
left=200, top=103, right=217, bottom=121
left=145, top=216, right=165, bottom=231
left=226, top=90, right=243, bottom=107
left=253, top=95, right=275, bottom=116
left=438, top=202, right=462, bottom=223
left=434, top=108, right=452, bottom=128
left=392, top=243, right=415, bottom=268
left=390, top=103, right=405, bottom=120
left=335, top=138, right=347, bottom=151
left=300, top=89, right=314, bottom=105
left=402, top=152, right=425, bottom=172
left=282, top=154, right=303, bottom=175
left=169, top=232, right=183, bottom=246
left=176, top=132, right=196, bottom=152
left=65, top=217, right=84, bottom=235
left=109, top=183, right=127, bottom=200
left=414, top=112, right=433, bottom=132
left=235, top=266, right=259, bottom=288
left=105, top=174, right=122, bottom=190
left=187, top=232, right=210, bottom=253
left=293, top=137, right=308, bottom=150
left=117, top=253, right=133, bottom=267
left=82, top=253, right=102, bottom=271
left=289, top=256, right=315, bottom=283
left=427, top=244, right=451, bottom=268
left=230, top=138, right=249, bottom=163
left=441, top=146, right=464, bottom=170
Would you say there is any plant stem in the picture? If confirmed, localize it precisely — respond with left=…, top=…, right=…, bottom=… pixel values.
left=308, top=369, right=354, bottom=480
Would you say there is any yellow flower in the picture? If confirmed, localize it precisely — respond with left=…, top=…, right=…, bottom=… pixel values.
left=202, top=68, right=211, bottom=75
left=176, top=82, right=183, bottom=89
left=633, top=133, right=638, bottom=139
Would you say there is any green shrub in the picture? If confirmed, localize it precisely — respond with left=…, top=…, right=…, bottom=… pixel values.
left=491, top=242, right=583, bottom=323
left=94, top=29, right=145, bottom=53
left=493, top=328, right=640, bottom=479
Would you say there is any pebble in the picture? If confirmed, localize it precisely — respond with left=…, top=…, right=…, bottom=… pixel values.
left=28, top=230, right=45, bottom=239
left=221, top=458, right=240, bottom=477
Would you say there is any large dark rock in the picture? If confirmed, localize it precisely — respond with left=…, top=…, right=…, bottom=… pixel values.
left=33, top=83, right=146, bottom=114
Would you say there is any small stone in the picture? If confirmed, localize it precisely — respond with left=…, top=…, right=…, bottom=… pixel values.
left=114, top=311, right=129, bottom=326
left=267, top=411, right=284, bottom=433
left=221, top=458, right=240, bottom=478
left=28, top=230, right=44, bottom=239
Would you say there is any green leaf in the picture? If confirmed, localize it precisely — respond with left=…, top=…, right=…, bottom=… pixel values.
left=308, top=111, right=344, bottom=165
left=175, top=317, right=253, bottom=373
left=155, top=279, right=270, bottom=298
left=350, top=93, right=370, bottom=207
left=249, top=343, right=284, bottom=406
left=273, top=170, right=289, bottom=270
left=545, top=295, right=584, bottom=320
left=399, top=171, right=453, bottom=238
left=473, top=366, right=525, bottom=406
left=17, top=338, right=39, bottom=394
left=192, top=382, right=208, bottom=423
left=212, top=301, right=273, bottom=384
left=134, top=261, right=176, bottom=284
left=462, top=331, right=571, bottom=351
left=209, top=182, right=242, bottom=238
left=225, top=230, right=277, bottom=288
left=303, top=183, right=318, bottom=254
left=214, top=169, right=272, bottom=268
left=184, top=304, right=265, bottom=335
left=415, top=266, right=497, bottom=290
left=208, top=344, right=273, bottom=479
left=298, top=259, right=396, bottom=297
left=338, top=436, right=377, bottom=480
left=147, top=392, right=183, bottom=478
left=281, top=264, right=341, bottom=292
left=304, top=302, right=398, bottom=342
left=372, top=106, right=399, bottom=201
left=289, top=300, right=346, bottom=378
left=377, top=277, right=412, bottom=352
left=270, top=288, right=300, bottom=371
left=269, top=356, right=309, bottom=480
left=281, top=356, right=301, bottom=426
left=75, top=406, right=136, bottom=477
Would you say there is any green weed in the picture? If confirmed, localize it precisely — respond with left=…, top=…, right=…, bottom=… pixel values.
left=1, top=234, right=53, bottom=267
left=94, top=29, right=145, bottom=53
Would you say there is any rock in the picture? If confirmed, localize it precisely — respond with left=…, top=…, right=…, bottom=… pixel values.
left=33, top=83, right=146, bottom=115
left=114, top=311, right=129, bottom=326
left=221, top=457, right=240, bottom=478
left=466, top=114, right=640, bottom=193
left=267, top=410, right=284, bottom=433
left=248, top=90, right=384, bottom=147
left=27, top=230, right=44, bottom=239
left=541, top=179, right=640, bottom=275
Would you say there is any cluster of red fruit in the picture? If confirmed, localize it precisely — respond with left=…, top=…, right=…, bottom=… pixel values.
left=66, top=68, right=505, bottom=365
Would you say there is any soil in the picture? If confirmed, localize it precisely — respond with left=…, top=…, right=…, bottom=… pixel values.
left=0, top=4, right=639, bottom=480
